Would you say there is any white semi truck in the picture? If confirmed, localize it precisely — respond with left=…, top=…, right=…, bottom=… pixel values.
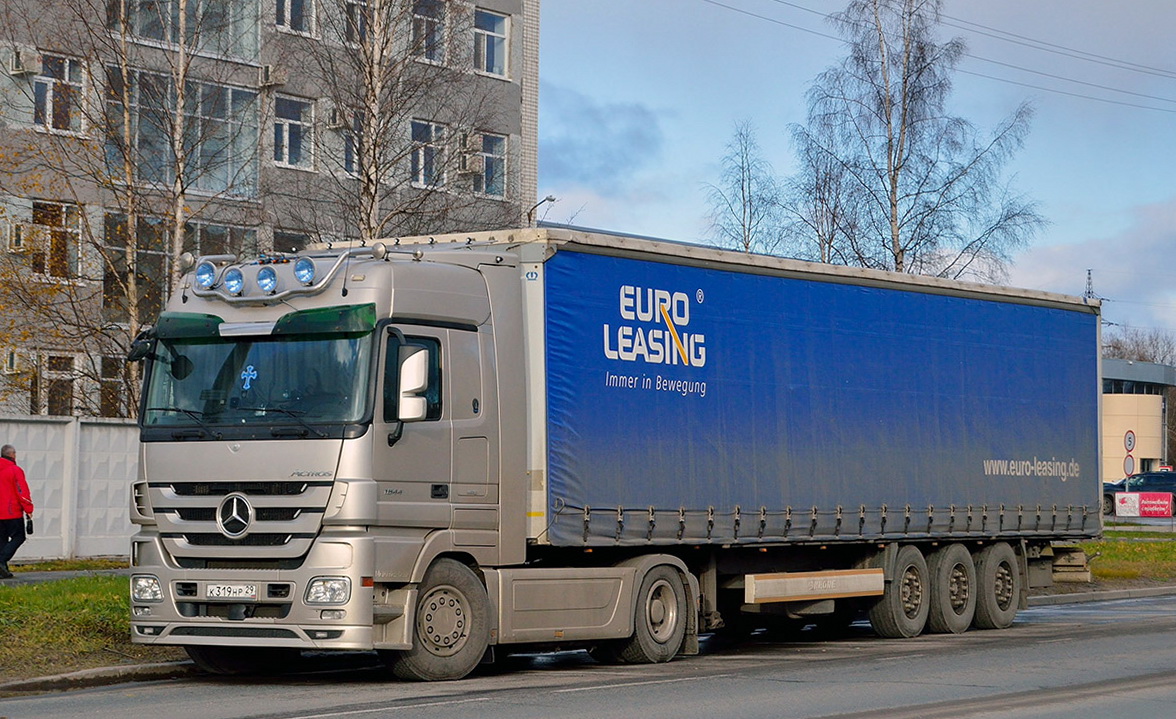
left=128, top=227, right=1101, bottom=680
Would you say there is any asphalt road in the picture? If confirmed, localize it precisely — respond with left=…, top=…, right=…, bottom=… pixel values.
left=7, top=596, right=1176, bottom=719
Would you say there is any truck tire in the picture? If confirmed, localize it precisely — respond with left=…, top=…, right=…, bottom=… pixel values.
left=926, top=544, right=976, bottom=634
left=185, top=646, right=301, bottom=675
left=973, top=542, right=1020, bottom=630
left=387, top=559, right=490, bottom=681
left=616, top=565, right=688, bottom=663
left=868, top=545, right=929, bottom=638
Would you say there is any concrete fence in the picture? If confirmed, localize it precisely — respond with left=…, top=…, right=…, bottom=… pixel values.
left=0, top=416, right=138, bottom=561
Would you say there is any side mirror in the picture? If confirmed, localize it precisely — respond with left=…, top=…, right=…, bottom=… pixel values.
left=126, top=327, right=156, bottom=362
left=398, top=346, right=429, bottom=422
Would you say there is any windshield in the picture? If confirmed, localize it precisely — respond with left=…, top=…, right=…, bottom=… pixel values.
left=142, top=331, right=373, bottom=435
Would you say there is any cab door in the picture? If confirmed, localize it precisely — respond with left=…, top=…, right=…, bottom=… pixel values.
left=372, top=326, right=451, bottom=529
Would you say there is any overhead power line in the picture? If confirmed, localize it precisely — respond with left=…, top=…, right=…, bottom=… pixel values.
left=764, top=0, right=1176, bottom=83
left=699, top=0, right=841, bottom=43
left=939, top=13, right=1176, bottom=82
left=955, top=69, right=1176, bottom=115
left=702, top=0, right=1176, bottom=114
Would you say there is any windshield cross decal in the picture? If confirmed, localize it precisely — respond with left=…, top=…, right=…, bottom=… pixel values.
left=241, top=365, right=258, bottom=390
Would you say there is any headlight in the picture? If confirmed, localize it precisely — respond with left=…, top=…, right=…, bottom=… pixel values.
left=195, top=262, right=217, bottom=288
left=305, top=577, right=351, bottom=605
left=131, top=575, right=163, bottom=602
left=294, top=257, right=316, bottom=285
left=224, top=268, right=245, bottom=295
left=257, top=266, right=278, bottom=293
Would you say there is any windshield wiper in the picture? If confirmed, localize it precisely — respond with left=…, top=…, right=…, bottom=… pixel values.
left=146, top=406, right=223, bottom=440
left=234, top=406, right=329, bottom=438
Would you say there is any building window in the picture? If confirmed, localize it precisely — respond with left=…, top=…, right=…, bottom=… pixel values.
left=34, top=55, right=85, bottom=133
left=344, top=0, right=367, bottom=43
left=103, top=213, right=167, bottom=324
left=473, top=9, right=507, bottom=77
left=190, top=82, right=260, bottom=193
left=100, top=356, right=126, bottom=417
left=105, top=67, right=259, bottom=196
left=411, top=120, right=446, bottom=187
left=183, top=220, right=258, bottom=256
left=274, top=96, right=313, bottom=169
left=29, top=201, right=81, bottom=279
left=274, top=230, right=311, bottom=252
left=337, top=108, right=363, bottom=177
left=276, top=0, right=311, bottom=33
left=106, top=0, right=260, bottom=59
left=1104, top=379, right=1165, bottom=396
left=41, top=355, right=75, bottom=416
left=473, top=132, right=505, bottom=197
left=412, top=0, right=445, bottom=63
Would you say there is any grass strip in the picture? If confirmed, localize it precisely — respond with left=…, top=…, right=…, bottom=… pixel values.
left=0, top=576, right=183, bottom=682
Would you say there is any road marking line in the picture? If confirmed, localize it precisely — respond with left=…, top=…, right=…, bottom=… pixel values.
left=555, top=673, right=734, bottom=694
left=285, top=697, right=489, bottom=718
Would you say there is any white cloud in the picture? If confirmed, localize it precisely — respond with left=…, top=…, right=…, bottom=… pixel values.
left=1009, top=197, right=1176, bottom=333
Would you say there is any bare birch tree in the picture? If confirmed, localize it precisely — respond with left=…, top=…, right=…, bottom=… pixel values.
left=704, top=120, right=782, bottom=254
left=783, top=0, right=1044, bottom=282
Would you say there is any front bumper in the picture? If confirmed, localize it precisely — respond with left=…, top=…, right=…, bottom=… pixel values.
left=129, top=529, right=382, bottom=651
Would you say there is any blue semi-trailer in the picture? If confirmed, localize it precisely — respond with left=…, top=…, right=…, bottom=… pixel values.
left=129, top=227, right=1100, bottom=680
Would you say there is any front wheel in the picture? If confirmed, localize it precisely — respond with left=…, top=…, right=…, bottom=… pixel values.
left=385, top=559, right=490, bottom=681
left=615, top=565, right=688, bottom=663
left=973, top=542, right=1020, bottom=630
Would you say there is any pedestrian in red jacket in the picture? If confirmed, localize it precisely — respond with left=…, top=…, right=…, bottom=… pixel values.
left=0, top=444, right=33, bottom=578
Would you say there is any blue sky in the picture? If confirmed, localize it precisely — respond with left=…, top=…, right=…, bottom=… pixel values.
left=537, top=0, right=1176, bottom=336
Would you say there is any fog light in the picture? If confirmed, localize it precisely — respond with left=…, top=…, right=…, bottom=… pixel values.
left=257, top=266, right=278, bottom=293
left=305, top=577, right=351, bottom=605
left=195, top=262, right=216, bottom=288
left=131, top=575, right=163, bottom=602
left=133, top=606, right=152, bottom=616
left=224, top=268, right=245, bottom=295
left=321, top=609, right=346, bottom=620
left=294, top=257, right=316, bottom=285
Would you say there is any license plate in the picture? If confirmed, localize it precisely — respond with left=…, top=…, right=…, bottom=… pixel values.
left=206, top=583, right=258, bottom=601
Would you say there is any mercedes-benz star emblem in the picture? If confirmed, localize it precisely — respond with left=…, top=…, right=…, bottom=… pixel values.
left=217, top=492, right=253, bottom=538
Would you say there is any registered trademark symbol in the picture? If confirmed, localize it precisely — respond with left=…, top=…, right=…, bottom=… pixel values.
left=696, top=289, right=705, bottom=303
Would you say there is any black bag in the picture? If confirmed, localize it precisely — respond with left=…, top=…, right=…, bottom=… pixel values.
left=24, top=514, right=32, bottom=536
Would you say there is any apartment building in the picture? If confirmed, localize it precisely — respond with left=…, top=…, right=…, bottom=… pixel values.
left=0, top=0, right=539, bottom=417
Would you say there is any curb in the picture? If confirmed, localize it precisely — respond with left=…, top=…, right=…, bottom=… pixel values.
left=0, top=661, right=197, bottom=696
left=1027, top=584, right=1176, bottom=606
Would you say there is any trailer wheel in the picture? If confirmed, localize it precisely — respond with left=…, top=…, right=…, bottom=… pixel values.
left=926, top=544, right=976, bottom=634
left=387, top=559, right=490, bottom=681
left=616, top=565, right=688, bottom=663
left=973, top=542, right=1020, bottom=630
left=868, top=545, right=929, bottom=638
left=185, top=646, right=301, bottom=675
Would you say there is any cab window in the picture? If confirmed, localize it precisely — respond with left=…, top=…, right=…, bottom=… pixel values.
left=383, top=335, right=442, bottom=422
